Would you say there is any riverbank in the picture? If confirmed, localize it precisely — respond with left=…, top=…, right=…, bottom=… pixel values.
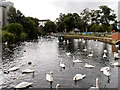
left=51, top=33, right=115, bottom=44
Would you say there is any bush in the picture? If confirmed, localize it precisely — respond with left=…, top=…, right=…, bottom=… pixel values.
left=2, top=31, right=16, bottom=43
left=7, top=23, right=24, bottom=36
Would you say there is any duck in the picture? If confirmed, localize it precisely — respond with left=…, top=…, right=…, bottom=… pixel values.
left=46, top=71, right=53, bottom=82
left=110, top=62, right=120, bottom=67
left=13, top=78, right=32, bottom=89
left=22, top=65, right=35, bottom=73
left=59, top=58, right=65, bottom=69
left=89, top=78, right=99, bottom=89
left=104, top=49, right=107, bottom=53
left=103, top=53, right=107, bottom=58
left=66, top=52, right=71, bottom=56
left=100, top=67, right=110, bottom=72
left=88, top=51, right=93, bottom=57
left=8, top=66, right=20, bottom=72
left=85, top=63, right=95, bottom=68
left=73, top=74, right=86, bottom=81
left=73, top=56, right=82, bottom=63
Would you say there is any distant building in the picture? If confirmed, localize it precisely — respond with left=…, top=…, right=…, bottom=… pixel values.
left=0, top=0, right=14, bottom=29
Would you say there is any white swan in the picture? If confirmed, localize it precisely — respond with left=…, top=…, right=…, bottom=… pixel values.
left=56, top=84, right=61, bottom=90
left=73, top=56, right=82, bottom=63
left=100, top=67, right=110, bottom=72
left=73, top=74, right=86, bottom=81
left=110, top=62, right=120, bottom=67
left=103, top=69, right=110, bottom=76
left=66, top=52, right=71, bottom=56
left=103, top=53, right=107, bottom=58
left=14, top=78, right=32, bottom=89
left=60, top=58, right=65, bottom=69
left=22, top=65, right=35, bottom=73
left=85, top=63, right=95, bottom=68
left=46, top=71, right=53, bottom=82
left=113, top=52, right=119, bottom=59
left=83, top=47, right=87, bottom=52
left=96, top=44, right=98, bottom=47
left=8, top=66, right=20, bottom=72
left=88, top=51, right=93, bottom=57
left=104, top=49, right=107, bottom=53
left=90, top=78, right=99, bottom=89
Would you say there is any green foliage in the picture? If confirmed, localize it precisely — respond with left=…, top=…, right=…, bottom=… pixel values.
left=44, top=20, right=57, bottom=33
left=2, top=31, right=16, bottom=43
left=7, top=23, right=24, bottom=36
left=2, top=25, right=8, bottom=30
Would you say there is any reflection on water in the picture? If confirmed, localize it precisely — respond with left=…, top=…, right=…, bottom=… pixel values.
left=1, top=36, right=119, bottom=89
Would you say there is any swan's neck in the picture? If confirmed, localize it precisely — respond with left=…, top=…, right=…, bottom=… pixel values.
left=50, top=73, right=52, bottom=80
left=14, top=79, right=17, bottom=88
left=32, top=65, right=34, bottom=70
left=96, top=78, right=99, bottom=88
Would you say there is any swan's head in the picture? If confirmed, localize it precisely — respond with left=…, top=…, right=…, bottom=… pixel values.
left=56, top=84, right=61, bottom=88
left=13, top=77, right=18, bottom=80
left=50, top=71, right=53, bottom=74
left=96, top=78, right=98, bottom=82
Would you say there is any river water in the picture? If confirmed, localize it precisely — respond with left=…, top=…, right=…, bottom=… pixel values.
left=1, top=36, right=119, bottom=89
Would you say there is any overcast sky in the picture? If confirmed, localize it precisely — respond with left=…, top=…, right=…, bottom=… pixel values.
left=6, top=0, right=119, bottom=21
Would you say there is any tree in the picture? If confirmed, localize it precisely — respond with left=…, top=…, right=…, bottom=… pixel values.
left=44, top=20, right=57, bottom=33
left=7, top=6, right=24, bottom=24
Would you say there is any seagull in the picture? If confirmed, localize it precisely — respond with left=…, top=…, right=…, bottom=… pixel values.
left=83, top=47, right=87, bottom=52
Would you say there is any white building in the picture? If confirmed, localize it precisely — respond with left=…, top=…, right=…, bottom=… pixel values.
left=0, top=0, right=14, bottom=29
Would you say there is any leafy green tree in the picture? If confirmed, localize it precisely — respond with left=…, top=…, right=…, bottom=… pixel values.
left=7, top=6, right=24, bottom=24
left=44, top=20, right=57, bottom=33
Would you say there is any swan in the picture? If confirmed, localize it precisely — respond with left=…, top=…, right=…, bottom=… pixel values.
left=73, top=56, right=82, bottom=63
left=60, top=58, right=65, bottom=69
left=13, top=78, right=32, bottom=89
left=113, top=52, right=119, bottom=59
left=46, top=71, right=53, bottom=82
left=8, top=66, right=20, bottom=72
left=83, top=47, right=87, bottom=52
left=96, top=44, right=98, bottom=47
left=103, top=53, right=107, bottom=58
left=100, top=67, right=110, bottom=72
left=104, top=49, right=107, bottom=53
left=56, top=84, right=61, bottom=90
left=90, top=78, right=99, bottom=89
left=66, top=52, right=71, bottom=56
left=85, top=63, right=95, bottom=68
left=22, top=65, right=35, bottom=73
left=103, top=69, right=110, bottom=76
left=110, top=62, right=120, bottom=67
left=73, top=74, right=86, bottom=81
left=88, top=51, right=93, bottom=57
